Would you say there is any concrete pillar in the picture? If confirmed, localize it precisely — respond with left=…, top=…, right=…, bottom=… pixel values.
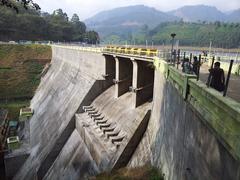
left=131, top=60, right=154, bottom=108
left=131, top=60, right=138, bottom=108
left=114, top=57, right=133, bottom=98
left=103, top=55, right=115, bottom=82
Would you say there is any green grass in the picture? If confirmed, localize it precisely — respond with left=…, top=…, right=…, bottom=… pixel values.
left=0, top=44, right=51, bottom=120
left=94, top=166, right=164, bottom=180
left=0, top=44, right=51, bottom=99
left=0, top=100, right=30, bottom=121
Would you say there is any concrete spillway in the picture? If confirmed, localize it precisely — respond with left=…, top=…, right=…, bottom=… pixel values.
left=11, top=46, right=112, bottom=179
left=5, top=46, right=240, bottom=180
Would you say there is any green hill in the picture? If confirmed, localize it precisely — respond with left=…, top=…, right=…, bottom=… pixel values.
left=148, top=22, right=240, bottom=48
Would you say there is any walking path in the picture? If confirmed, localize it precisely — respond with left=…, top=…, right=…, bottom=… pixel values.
left=199, top=63, right=240, bottom=102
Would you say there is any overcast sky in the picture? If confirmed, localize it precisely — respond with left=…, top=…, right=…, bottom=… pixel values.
left=34, top=0, right=240, bottom=20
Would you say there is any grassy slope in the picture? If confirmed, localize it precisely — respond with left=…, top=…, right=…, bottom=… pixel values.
left=0, top=44, right=51, bottom=120
left=0, top=44, right=51, bottom=99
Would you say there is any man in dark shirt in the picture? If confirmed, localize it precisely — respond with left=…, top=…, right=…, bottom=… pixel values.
left=209, top=62, right=225, bottom=92
left=192, top=56, right=199, bottom=75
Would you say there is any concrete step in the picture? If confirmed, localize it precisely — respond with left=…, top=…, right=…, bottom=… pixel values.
left=102, top=124, right=117, bottom=134
left=93, top=115, right=105, bottom=121
left=91, top=113, right=102, bottom=119
left=88, top=110, right=98, bottom=116
left=99, top=122, right=111, bottom=129
left=106, top=128, right=120, bottom=138
left=96, top=119, right=108, bottom=125
left=110, top=134, right=125, bottom=144
left=82, top=105, right=94, bottom=111
left=86, top=109, right=97, bottom=113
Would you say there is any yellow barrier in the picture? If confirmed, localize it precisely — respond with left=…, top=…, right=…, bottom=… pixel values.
left=104, top=46, right=158, bottom=57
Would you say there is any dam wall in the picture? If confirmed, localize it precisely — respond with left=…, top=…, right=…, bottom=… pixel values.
left=128, top=60, right=240, bottom=180
left=5, top=46, right=240, bottom=180
left=11, top=46, right=112, bottom=180
left=42, top=51, right=153, bottom=179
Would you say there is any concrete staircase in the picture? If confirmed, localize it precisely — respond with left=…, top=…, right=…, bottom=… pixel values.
left=82, top=105, right=126, bottom=148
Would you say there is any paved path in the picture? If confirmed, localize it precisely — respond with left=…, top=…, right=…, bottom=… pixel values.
left=199, top=63, right=240, bottom=102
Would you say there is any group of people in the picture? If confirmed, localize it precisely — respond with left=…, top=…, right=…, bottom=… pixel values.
left=181, top=56, right=225, bottom=92
left=182, top=56, right=200, bottom=75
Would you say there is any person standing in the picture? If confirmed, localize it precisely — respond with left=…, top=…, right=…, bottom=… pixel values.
left=209, top=62, right=225, bottom=92
left=182, top=58, right=191, bottom=74
left=192, top=56, right=199, bottom=75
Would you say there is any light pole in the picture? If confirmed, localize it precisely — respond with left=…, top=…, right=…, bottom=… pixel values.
left=171, top=33, right=176, bottom=62
left=171, top=33, right=176, bottom=53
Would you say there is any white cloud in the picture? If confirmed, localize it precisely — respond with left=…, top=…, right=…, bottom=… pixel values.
left=34, top=0, right=240, bottom=20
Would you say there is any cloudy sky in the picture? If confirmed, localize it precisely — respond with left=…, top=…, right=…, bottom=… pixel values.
left=34, top=0, right=240, bottom=20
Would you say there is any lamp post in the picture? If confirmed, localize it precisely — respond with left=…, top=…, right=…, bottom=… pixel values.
left=171, top=33, right=176, bottom=53
left=170, top=33, right=176, bottom=62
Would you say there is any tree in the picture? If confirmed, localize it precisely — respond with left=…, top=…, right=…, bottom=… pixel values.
left=53, top=9, right=68, bottom=21
left=70, top=13, right=86, bottom=41
left=0, top=0, right=40, bottom=13
left=71, top=13, right=80, bottom=23
left=0, top=5, right=100, bottom=43
left=84, top=31, right=100, bottom=44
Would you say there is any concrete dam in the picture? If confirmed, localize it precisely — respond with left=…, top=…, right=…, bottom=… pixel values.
left=5, top=45, right=240, bottom=180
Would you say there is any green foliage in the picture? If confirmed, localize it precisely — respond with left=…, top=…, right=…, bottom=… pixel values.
left=0, top=6, right=99, bottom=44
left=0, top=100, right=29, bottom=120
left=146, top=21, right=240, bottom=48
left=0, top=44, right=51, bottom=99
left=104, top=21, right=240, bottom=48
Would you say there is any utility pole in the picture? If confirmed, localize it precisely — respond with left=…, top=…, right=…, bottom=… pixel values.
left=171, top=33, right=176, bottom=53
left=209, top=41, right=212, bottom=57
left=171, top=33, right=176, bottom=62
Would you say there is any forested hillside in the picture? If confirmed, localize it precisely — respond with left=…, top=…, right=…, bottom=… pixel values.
left=106, top=21, right=240, bottom=48
left=148, top=22, right=240, bottom=48
left=0, top=6, right=99, bottom=43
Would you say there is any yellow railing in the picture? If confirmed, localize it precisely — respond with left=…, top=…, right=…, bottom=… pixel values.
left=103, top=46, right=158, bottom=57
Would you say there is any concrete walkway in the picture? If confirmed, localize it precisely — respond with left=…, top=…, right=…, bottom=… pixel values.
left=199, top=64, right=240, bottom=102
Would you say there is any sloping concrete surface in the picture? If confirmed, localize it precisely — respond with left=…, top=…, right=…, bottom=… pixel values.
left=43, top=130, right=99, bottom=180
left=13, top=47, right=108, bottom=180
left=45, top=85, right=151, bottom=179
